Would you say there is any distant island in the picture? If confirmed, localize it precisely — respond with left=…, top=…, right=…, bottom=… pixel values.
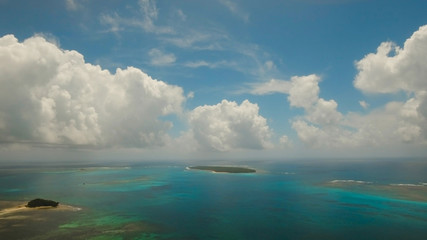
left=26, top=198, right=59, bottom=208
left=188, top=166, right=256, bottom=173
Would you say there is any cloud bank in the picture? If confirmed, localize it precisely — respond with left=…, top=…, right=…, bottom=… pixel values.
left=0, top=34, right=274, bottom=152
left=254, top=73, right=425, bottom=148
left=0, top=34, right=185, bottom=148
left=1, top=24, right=427, bottom=155
left=354, top=24, right=427, bottom=145
left=250, top=25, right=427, bottom=149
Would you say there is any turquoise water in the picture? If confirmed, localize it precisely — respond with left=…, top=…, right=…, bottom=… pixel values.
left=1, top=160, right=427, bottom=239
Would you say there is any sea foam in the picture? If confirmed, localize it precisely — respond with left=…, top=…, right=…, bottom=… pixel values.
left=330, top=179, right=372, bottom=184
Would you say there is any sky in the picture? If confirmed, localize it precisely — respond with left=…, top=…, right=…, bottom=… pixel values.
left=1, top=0, right=427, bottom=161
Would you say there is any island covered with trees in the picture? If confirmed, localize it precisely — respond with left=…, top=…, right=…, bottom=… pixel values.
left=26, top=198, right=59, bottom=208
left=188, top=166, right=256, bottom=173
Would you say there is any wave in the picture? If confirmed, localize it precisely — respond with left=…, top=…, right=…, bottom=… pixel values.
left=330, top=179, right=372, bottom=184
left=389, top=183, right=427, bottom=187
left=60, top=205, right=82, bottom=211
left=79, top=166, right=131, bottom=171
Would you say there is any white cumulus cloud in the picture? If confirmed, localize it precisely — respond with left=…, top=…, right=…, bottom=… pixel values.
left=354, top=25, right=427, bottom=94
left=285, top=75, right=353, bottom=148
left=290, top=75, right=426, bottom=148
left=248, top=25, right=427, bottom=150
left=287, top=75, right=321, bottom=109
left=250, top=74, right=321, bottom=109
left=0, top=34, right=185, bottom=148
left=353, top=24, right=427, bottom=144
left=188, top=99, right=272, bottom=151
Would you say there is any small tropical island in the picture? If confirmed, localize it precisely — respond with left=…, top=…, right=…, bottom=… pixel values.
left=188, top=166, right=256, bottom=173
left=26, top=198, right=59, bottom=208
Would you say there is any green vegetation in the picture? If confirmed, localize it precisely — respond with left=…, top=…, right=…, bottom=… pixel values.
left=26, top=198, right=59, bottom=208
left=189, top=166, right=256, bottom=173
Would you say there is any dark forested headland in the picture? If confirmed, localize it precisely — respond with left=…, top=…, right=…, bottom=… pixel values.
left=188, top=166, right=256, bottom=173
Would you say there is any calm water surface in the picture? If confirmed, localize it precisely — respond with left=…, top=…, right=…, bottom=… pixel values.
left=1, top=159, right=427, bottom=239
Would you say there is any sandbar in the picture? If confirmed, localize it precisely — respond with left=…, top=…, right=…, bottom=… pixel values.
left=0, top=202, right=81, bottom=219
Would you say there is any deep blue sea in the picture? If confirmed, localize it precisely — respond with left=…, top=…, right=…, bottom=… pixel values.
left=1, top=159, right=427, bottom=239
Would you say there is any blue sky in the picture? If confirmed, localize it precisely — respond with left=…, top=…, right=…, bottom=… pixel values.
left=1, top=0, right=427, bottom=161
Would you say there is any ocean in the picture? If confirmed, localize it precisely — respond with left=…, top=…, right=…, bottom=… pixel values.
left=1, top=159, right=427, bottom=239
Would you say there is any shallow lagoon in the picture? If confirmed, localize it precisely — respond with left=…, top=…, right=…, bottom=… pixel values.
left=1, top=159, right=427, bottom=239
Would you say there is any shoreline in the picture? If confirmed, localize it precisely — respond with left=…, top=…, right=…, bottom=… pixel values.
left=0, top=202, right=82, bottom=218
